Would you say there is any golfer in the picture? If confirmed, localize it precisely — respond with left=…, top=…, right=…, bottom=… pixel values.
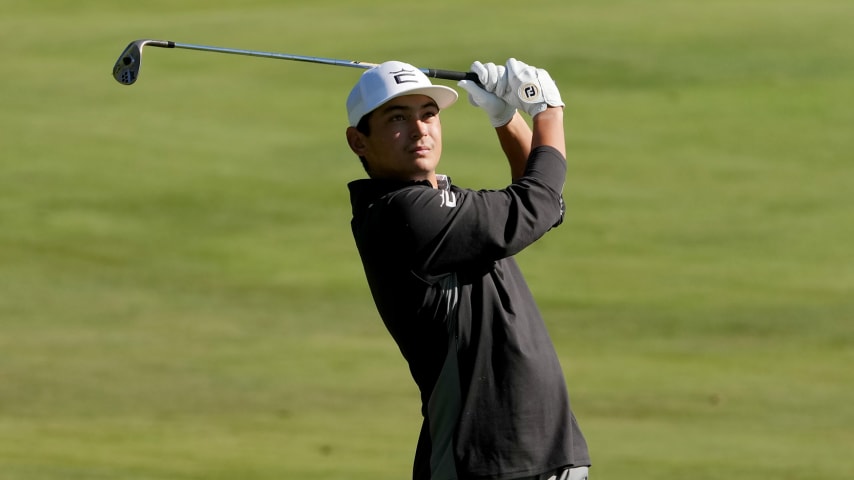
left=345, top=58, right=591, bottom=480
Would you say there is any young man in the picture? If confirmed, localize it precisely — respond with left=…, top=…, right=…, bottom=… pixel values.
left=345, top=59, right=591, bottom=480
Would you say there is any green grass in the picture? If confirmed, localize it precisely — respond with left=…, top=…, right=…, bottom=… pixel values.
left=2, top=0, right=853, bottom=478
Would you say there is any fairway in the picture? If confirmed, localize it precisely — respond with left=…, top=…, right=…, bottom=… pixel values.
left=2, top=1, right=853, bottom=479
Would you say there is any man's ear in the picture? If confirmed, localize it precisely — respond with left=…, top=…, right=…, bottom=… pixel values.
left=346, top=127, right=367, bottom=156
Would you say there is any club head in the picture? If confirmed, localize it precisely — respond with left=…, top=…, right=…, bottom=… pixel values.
left=113, top=40, right=146, bottom=85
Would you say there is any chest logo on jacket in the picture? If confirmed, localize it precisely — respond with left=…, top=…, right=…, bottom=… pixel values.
left=440, top=190, right=457, bottom=208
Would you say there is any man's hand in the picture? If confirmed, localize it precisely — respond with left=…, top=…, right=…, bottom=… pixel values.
left=501, top=58, right=564, bottom=117
left=457, top=61, right=516, bottom=128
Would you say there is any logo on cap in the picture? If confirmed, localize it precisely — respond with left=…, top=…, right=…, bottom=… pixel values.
left=390, top=68, right=419, bottom=84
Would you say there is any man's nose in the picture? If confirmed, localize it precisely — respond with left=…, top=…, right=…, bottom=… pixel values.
left=411, top=119, right=429, bottom=138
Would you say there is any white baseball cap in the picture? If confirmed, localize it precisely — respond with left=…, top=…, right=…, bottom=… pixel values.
left=346, top=61, right=458, bottom=127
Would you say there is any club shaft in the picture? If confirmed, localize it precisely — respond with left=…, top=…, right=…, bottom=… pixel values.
left=146, top=40, right=477, bottom=82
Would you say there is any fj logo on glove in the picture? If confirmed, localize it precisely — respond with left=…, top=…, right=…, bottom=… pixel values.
left=519, top=83, right=543, bottom=103
left=390, top=68, right=419, bottom=84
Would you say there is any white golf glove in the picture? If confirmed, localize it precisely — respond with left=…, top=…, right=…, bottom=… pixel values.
left=502, top=58, right=564, bottom=117
left=457, top=61, right=516, bottom=128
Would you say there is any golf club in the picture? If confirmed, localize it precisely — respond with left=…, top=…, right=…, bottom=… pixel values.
left=113, top=39, right=479, bottom=86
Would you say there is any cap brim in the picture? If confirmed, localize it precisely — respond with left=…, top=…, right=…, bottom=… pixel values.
left=363, top=85, right=458, bottom=122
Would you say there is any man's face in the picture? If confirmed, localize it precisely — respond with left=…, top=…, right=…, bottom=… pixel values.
left=347, top=94, right=443, bottom=185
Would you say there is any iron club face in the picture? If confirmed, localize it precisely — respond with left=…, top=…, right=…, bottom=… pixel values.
left=113, top=40, right=175, bottom=85
left=112, top=41, right=143, bottom=85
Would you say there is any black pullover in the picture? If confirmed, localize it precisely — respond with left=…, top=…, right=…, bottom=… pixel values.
left=348, top=146, right=590, bottom=480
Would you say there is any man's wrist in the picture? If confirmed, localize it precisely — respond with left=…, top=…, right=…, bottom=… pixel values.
left=533, top=106, right=564, bottom=123
left=531, top=106, right=566, bottom=157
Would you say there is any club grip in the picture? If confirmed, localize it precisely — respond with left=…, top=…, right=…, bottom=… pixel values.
left=424, top=69, right=480, bottom=83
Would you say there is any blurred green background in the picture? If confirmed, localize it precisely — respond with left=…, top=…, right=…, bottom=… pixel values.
left=1, top=0, right=852, bottom=478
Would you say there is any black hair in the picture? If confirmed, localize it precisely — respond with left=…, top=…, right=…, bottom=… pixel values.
left=355, top=112, right=373, bottom=173
left=356, top=112, right=372, bottom=136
